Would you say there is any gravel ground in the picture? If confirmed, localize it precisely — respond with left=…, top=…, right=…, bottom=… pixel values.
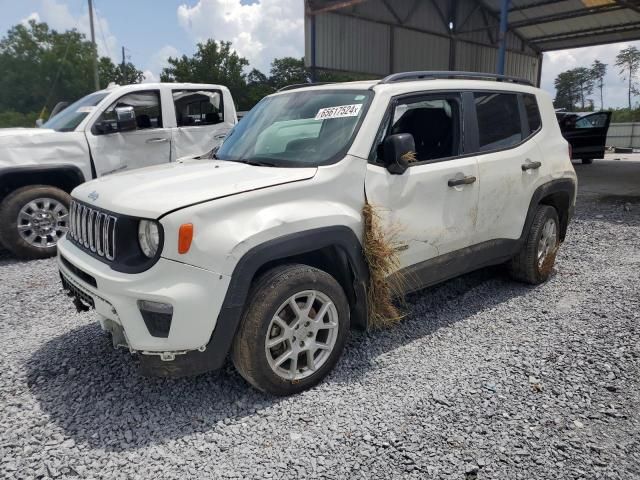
left=1, top=193, right=639, bottom=480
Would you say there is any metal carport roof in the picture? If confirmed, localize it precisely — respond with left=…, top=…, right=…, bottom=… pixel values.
left=307, top=0, right=640, bottom=53
left=478, top=0, right=640, bottom=51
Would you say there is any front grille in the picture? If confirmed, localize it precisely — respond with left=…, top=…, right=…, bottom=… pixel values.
left=68, top=200, right=117, bottom=260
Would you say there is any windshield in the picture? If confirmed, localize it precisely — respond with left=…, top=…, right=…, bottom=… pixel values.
left=43, top=92, right=108, bottom=132
left=216, top=90, right=372, bottom=167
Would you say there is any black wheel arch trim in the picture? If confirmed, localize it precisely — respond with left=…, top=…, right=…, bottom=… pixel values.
left=522, top=178, right=576, bottom=243
left=139, top=225, right=369, bottom=377
left=0, top=165, right=87, bottom=194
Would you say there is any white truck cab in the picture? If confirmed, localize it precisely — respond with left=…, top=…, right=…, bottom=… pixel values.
left=0, top=82, right=237, bottom=258
left=57, top=72, right=577, bottom=395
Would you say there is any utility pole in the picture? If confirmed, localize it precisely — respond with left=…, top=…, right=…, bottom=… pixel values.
left=88, top=0, right=100, bottom=90
left=121, top=46, right=126, bottom=84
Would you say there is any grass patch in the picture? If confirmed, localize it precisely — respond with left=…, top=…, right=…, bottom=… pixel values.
left=362, top=202, right=406, bottom=329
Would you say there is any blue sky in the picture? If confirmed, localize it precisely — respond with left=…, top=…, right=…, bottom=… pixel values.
left=1, top=0, right=638, bottom=108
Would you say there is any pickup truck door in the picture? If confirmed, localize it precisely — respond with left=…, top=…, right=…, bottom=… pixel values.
left=364, top=92, right=479, bottom=289
left=169, top=89, right=234, bottom=159
left=84, top=89, right=171, bottom=176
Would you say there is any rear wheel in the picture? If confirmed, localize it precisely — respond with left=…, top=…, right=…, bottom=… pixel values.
left=0, top=185, right=71, bottom=259
left=508, top=205, right=560, bottom=285
left=232, top=264, right=350, bottom=395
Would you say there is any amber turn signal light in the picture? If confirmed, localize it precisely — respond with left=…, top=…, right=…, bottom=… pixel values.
left=178, top=223, right=194, bottom=254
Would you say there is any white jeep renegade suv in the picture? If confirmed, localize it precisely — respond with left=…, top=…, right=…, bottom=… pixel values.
left=57, top=72, right=577, bottom=395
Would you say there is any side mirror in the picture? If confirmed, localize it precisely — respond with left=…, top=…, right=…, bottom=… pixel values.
left=115, top=106, right=136, bottom=132
left=382, top=133, right=415, bottom=175
left=35, top=118, right=44, bottom=128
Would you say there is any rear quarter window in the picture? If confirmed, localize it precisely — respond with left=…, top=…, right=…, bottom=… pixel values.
left=523, top=94, right=541, bottom=133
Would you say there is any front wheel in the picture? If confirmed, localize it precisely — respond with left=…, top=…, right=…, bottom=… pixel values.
left=232, top=264, right=350, bottom=395
left=0, top=185, right=71, bottom=259
left=508, top=205, right=560, bottom=285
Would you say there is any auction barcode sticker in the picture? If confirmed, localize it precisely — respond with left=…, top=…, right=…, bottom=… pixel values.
left=315, top=103, right=362, bottom=120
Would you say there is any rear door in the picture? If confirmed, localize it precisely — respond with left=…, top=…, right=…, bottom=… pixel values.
left=560, top=111, right=611, bottom=160
left=472, top=91, right=544, bottom=244
left=364, top=92, right=479, bottom=278
left=170, top=89, right=234, bottom=159
left=85, top=90, right=171, bottom=176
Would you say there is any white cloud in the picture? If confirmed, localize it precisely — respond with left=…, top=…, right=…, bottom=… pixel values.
left=21, top=12, right=41, bottom=26
left=176, top=0, right=304, bottom=73
left=142, top=45, right=181, bottom=83
left=26, top=0, right=119, bottom=63
left=540, top=40, right=640, bottom=109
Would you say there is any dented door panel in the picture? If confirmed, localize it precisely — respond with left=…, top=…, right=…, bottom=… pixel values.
left=364, top=157, right=480, bottom=270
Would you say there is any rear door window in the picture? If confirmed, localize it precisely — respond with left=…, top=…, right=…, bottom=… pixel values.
left=173, top=90, right=224, bottom=127
left=474, top=93, right=522, bottom=152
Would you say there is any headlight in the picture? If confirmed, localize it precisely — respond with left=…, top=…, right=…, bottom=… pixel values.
left=138, top=220, right=160, bottom=258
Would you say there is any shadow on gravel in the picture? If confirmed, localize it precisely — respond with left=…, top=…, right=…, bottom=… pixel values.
left=26, top=264, right=539, bottom=452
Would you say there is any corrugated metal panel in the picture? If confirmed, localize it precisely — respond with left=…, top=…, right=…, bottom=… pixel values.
left=393, top=29, right=450, bottom=72
left=452, top=42, right=538, bottom=84
left=314, top=12, right=390, bottom=75
left=607, top=123, right=640, bottom=149
left=403, top=0, right=451, bottom=35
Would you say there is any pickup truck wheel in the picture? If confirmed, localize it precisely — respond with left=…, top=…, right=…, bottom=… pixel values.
left=232, top=264, right=350, bottom=396
left=0, top=185, right=71, bottom=259
left=508, top=205, right=560, bottom=285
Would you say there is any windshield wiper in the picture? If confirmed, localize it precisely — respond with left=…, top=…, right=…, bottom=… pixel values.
left=227, top=159, right=277, bottom=167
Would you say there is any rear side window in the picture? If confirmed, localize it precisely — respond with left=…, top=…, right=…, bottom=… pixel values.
left=523, top=94, right=541, bottom=133
left=173, top=90, right=224, bottom=127
left=474, top=93, right=522, bottom=152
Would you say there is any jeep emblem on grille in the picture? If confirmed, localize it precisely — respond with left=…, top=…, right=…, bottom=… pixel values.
left=88, top=191, right=99, bottom=202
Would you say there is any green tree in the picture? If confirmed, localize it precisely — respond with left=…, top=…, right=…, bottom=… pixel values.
left=269, top=57, right=309, bottom=89
left=590, top=60, right=607, bottom=111
left=615, top=46, right=640, bottom=110
left=554, top=70, right=579, bottom=110
left=160, top=40, right=249, bottom=108
left=573, top=67, right=594, bottom=109
left=245, top=68, right=275, bottom=109
left=98, top=57, right=144, bottom=85
left=0, top=20, right=143, bottom=124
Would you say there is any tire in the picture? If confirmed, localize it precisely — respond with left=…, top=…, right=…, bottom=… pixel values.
left=581, top=158, right=593, bottom=164
left=0, top=185, right=71, bottom=259
left=508, top=205, right=560, bottom=285
left=231, top=264, right=350, bottom=396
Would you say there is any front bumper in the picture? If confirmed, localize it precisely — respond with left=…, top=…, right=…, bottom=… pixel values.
left=57, top=238, right=231, bottom=355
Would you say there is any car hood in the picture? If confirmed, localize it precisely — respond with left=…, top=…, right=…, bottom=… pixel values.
left=72, top=159, right=317, bottom=218
left=0, top=128, right=90, bottom=169
left=0, top=127, right=57, bottom=138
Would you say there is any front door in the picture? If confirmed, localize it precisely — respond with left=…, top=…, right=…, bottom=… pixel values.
left=85, top=90, right=171, bottom=176
left=364, top=92, right=479, bottom=289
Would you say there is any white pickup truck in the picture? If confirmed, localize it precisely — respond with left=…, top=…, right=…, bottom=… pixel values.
left=0, top=82, right=237, bottom=259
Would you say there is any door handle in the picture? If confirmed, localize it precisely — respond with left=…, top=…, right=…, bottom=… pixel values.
left=522, top=161, right=541, bottom=171
left=146, top=137, right=169, bottom=144
left=448, top=175, right=477, bottom=187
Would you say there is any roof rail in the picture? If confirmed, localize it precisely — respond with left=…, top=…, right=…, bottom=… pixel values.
left=277, top=82, right=335, bottom=92
left=379, top=71, right=533, bottom=86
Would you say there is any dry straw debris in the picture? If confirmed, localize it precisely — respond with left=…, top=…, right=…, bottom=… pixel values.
left=362, top=202, right=407, bottom=329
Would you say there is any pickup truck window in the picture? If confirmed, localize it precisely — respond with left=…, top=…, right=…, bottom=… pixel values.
left=94, top=91, right=162, bottom=134
left=173, top=90, right=224, bottom=126
left=42, top=92, right=108, bottom=132
left=216, top=90, right=372, bottom=167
